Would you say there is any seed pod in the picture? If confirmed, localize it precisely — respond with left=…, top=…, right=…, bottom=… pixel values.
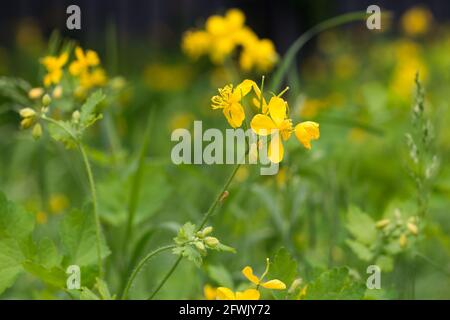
left=375, top=219, right=390, bottom=229
left=32, top=123, right=42, bottom=139
left=19, top=108, right=36, bottom=118
left=204, top=236, right=219, bottom=248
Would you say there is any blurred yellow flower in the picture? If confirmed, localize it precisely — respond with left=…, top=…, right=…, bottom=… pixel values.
left=169, top=112, right=194, bottom=131
left=36, top=211, right=48, bottom=224
left=49, top=194, right=69, bottom=214
left=40, top=52, right=68, bottom=87
left=216, top=287, right=260, bottom=300
left=79, top=67, right=107, bottom=91
left=28, top=87, right=44, bottom=100
left=144, top=63, right=192, bottom=92
left=240, top=38, right=278, bottom=72
left=401, top=6, right=433, bottom=36
left=69, top=47, right=100, bottom=76
left=182, top=8, right=278, bottom=72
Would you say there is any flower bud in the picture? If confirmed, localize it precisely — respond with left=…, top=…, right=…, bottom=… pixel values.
left=375, top=219, right=390, bottom=229
left=407, top=222, right=418, bottom=235
left=201, top=226, right=213, bottom=237
left=20, top=117, right=34, bottom=129
left=19, top=108, right=36, bottom=118
left=28, top=87, right=44, bottom=100
left=204, top=236, right=219, bottom=248
left=399, top=234, right=408, bottom=248
left=72, top=110, right=81, bottom=123
left=52, top=86, right=63, bottom=99
left=42, top=94, right=52, bottom=106
left=194, top=241, right=205, bottom=251
left=32, top=123, right=42, bottom=139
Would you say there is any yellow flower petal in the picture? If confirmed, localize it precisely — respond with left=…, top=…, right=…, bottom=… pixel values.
left=86, top=50, right=100, bottom=66
left=268, top=134, right=284, bottom=163
left=261, top=279, right=286, bottom=290
left=268, top=96, right=287, bottom=126
left=216, top=287, right=236, bottom=300
left=236, top=289, right=260, bottom=300
left=223, top=102, right=245, bottom=128
left=251, top=114, right=277, bottom=136
left=233, top=79, right=257, bottom=99
left=204, top=284, right=217, bottom=300
left=295, top=121, right=320, bottom=149
left=242, top=266, right=260, bottom=285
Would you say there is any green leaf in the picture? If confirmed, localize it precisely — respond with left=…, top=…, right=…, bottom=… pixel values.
left=174, top=222, right=196, bottom=245
left=346, top=206, right=376, bottom=245
left=36, top=238, right=62, bottom=269
left=80, top=89, right=105, bottom=128
left=0, top=193, right=35, bottom=294
left=346, top=239, right=373, bottom=261
left=95, top=278, right=114, bottom=300
left=0, top=193, right=35, bottom=239
left=60, top=205, right=110, bottom=267
left=173, top=245, right=203, bottom=267
left=80, top=287, right=100, bottom=300
left=304, top=267, right=365, bottom=300
left=47, top=120, right=77, bottom=149
left=268, top=248, right=298, bottom=300
left=22, top=261, right=66, bottom=289
left=206, top=264, right=234, bottom=288
left=375, top=255, right=394, bottom=272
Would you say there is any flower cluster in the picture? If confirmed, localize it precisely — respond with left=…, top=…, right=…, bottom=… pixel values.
left=211, top=78, right=320, bottom=163
left=40, top=46, right=107, bottom=97
left=205, top=258, right=286, bottom=300
left=182, top=8, right=278, bottom=72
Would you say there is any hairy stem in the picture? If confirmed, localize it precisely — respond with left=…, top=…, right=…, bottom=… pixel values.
left=122, top=244, right=176, bottom=299
left=148, top=162, right=242, bottom=299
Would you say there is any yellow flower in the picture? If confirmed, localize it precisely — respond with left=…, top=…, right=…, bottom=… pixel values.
left=216, top=287, right=260, bottom=300
left=211, top=79, right=258, bottom=128
left=294, top=121, right=320, bottom=150
left=401, top=6, right=433, bottom=36
left=40, top=52, right=68, bottom=87
left=49, top=194, right=69, bottom=214
left=79, top=68, right=107, bottom=90
left=69, top=47, right=100, bottom=76
left=251, top=96, right=293, bottom=163
left=240, top=38, right=278, bottom=72
left=242, top=259, right=286, bottom=290
left=36, top=211, right=48, bottom=224
left=204, top=284, right=217, bottom=300
left=182, top=31, right=211, bottom=60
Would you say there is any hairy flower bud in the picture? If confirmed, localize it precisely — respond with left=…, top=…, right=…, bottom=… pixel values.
left=28, top=87, right=44, bottom=100
left=72, top=110, right=81, bottom=123
left=204, top=236, right=219, bottom=248
left=375, top=219, right=390, bottom=229
left=19, top=108, right=36, bottom=119
left=407, top=222, right=418, bottom=235
left=20, top=117, right=34, bottom=129
left=399, top=234, right=408, bottom=248
left=42, top=94, right=52, bottom=106
left=194, top=241, right=205, bottom=251
left=32, top=123, right=42, bottom=139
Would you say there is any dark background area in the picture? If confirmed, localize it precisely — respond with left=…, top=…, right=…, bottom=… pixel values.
left=0, top=0, right=448, bottom=53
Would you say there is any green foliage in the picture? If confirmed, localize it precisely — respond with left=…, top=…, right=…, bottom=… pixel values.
left=268, top=248, right=298, bottom=299
left=304, top=267, right=366, bottom=300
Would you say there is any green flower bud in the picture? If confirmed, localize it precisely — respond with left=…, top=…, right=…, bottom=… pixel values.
left=19, top=108, right=36, bottom=118
left=42, top=94, right=52, bottom=106
left=204, top=236, right=219, bottom=248
left=194, top=241, right=205, bottom=251
left=32, top=123, right=42, bottom=139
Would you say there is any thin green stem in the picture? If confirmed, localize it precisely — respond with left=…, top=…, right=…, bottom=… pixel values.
left=270, top=11, right=369, bottom=93
left=79, top=143, right=103, bottom=278
left=147, top=162, right=243, bottom=299
left=122, top=244, right=177, bottom=299
left=41, top=116, right=103, bottom=278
